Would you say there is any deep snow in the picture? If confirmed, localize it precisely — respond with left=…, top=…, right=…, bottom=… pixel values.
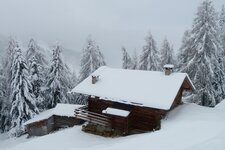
left=0, top=102, right=225, bottom=150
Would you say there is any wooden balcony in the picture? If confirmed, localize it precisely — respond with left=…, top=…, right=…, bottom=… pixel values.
left=74, top=107, right=111, bottom=127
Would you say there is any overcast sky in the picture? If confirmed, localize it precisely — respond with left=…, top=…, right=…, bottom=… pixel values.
left=0, top=0, right=224, bottom=67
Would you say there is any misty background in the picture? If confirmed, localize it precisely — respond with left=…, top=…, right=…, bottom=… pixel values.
left=0, top=0, right=223, bottom=70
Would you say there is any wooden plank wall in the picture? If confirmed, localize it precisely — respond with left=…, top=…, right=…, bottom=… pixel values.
left=129, top=106, right=164, bottom=131
left=54, top=115, right=84, bottom=129
left=27, top=116, right=83, bottom=136
left=26, top=116, right=54, bottom=136
left=88, top=97, right=166, bottom=132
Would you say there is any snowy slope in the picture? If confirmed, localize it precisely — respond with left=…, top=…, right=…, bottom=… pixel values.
left=1, top=103, right=225, bottom=150
left=215, top=100, right=225, bottom=110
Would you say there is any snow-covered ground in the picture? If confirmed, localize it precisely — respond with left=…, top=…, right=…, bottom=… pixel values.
left=1, top=103, right=225, bottom=150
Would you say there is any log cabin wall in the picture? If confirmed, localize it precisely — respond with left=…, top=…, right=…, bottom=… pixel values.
left=88, top=97, right=167, bottom=132
left=101, top=115, right=129, bottom=134
left=88, top=97, right=133, bottom=113
left=88, top=97, right=130, bottom=133
left=88, top=97, right=113, bottom=113
left=129, top=106, right=165, bottom=131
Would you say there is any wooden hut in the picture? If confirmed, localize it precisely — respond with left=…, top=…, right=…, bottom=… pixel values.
left=24, top=104, right=84, bottom=136
left=72, top=66, right=195, bottom=136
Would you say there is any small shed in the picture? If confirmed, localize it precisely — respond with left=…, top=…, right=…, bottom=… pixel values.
left=72, top=66, right=195, bottom=136
left=24, top=103, right=84, bottom=136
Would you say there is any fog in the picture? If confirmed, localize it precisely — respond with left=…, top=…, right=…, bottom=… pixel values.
left=0, top=0, right=224, bottom=67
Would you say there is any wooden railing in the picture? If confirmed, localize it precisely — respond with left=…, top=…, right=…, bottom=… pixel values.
left=74, top=108, right=111, bottom=127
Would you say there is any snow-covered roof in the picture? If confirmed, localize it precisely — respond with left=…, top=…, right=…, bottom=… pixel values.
left=71, top=66, right=195, bottom=110
left=102, top=107, right=130, bottom=117
left=24, top=103, right=83, bottom=125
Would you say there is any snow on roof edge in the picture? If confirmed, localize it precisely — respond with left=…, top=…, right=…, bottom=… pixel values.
left=185, top=74, right=196, bottom=91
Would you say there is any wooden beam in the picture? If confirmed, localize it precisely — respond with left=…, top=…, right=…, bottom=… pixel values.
left=74, top=108, right=112, bottom=127
left=75, top=114, right=111, bottom=126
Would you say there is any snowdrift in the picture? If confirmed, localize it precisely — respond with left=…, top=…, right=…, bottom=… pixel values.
left=0, top=103, right=225, bottom=150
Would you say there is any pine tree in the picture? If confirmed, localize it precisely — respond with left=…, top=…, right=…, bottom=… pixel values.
left=71, top=71, right=78, bottom=88
left=178, top=0, right=225, bottom=106
left=44, top=45, right=72, bottom=108
left=26, top=39, right=49, bottom=68
left=218, top=5, right=225, bottom=61
left=2, top=38, right=17, bottom=93
left=0, top=65, right=4, bottom=132
left=26, top=39, right=49, bottom=106
left=76, top=37, right=106, bottom=104
left=96, top=46, right=106, bottom=67
left=177, top=30, right=193, bottom=69
left=160, top=37, right=176, bottom=66
left=0, top=38, right=17, bottom=132
left=121, top=47, right=132, bottom=69
left=30, top=57, right=40, bottom=97
left=219, top=5, right=225, bottom=27
left=29, top=56, right=45, bottom=111
left=0, top=64, right=8, bottom=132
left=79, top=37, right=106, bottom=82
left=139, top=32, right=161, bottom=71
left=217, top=5, right=225, bottom=103
left=10, top=46, right=38, bottom=136
left=131, top=50, right=138, bottom=70
left=67, top=71, right=79, bottom=104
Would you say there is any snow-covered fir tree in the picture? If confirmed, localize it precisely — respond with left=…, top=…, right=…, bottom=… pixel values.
left=26, top=39, right=49, bottom=68
left=77, top=37, right=106, bottom=104
left=218, top=5, right=225, bottom=58
left=219, top=5, right=225, bottom=34
left=67, top=71, right=79, bottom=104
left=29, top=56, right=45, bottom=110
left=0, top=64, right=9, bottom=132
left=179, top=0, right=225, bottom=106
left=96, top=46, right=106, bottom=67
left=121, top=47, right=132, bottom=69
left=10, top=46, right=39, bottom=136
left=139, top=32, right=161, bottom=71
left=79, top=37, right=106, bottom=82
left=0, top=75, right=12, bottom=133
left=160, top=37, right=176, bottom=66
left=0, top=38, right=18, bottom=132
left=70, top=71, right=78, bottom=88
left=131, top=50, right=138, bottom=70
left=2, top=38, right=17, bottom=93
left=177, top=30, right=193, bottom=69
left=44, top=45, right=72, bottom=108
left=30, top=57, right=40, bottom=97
left=26, top=39, right=49, bottom=100
left=0, top=64, right=4, bottom=132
